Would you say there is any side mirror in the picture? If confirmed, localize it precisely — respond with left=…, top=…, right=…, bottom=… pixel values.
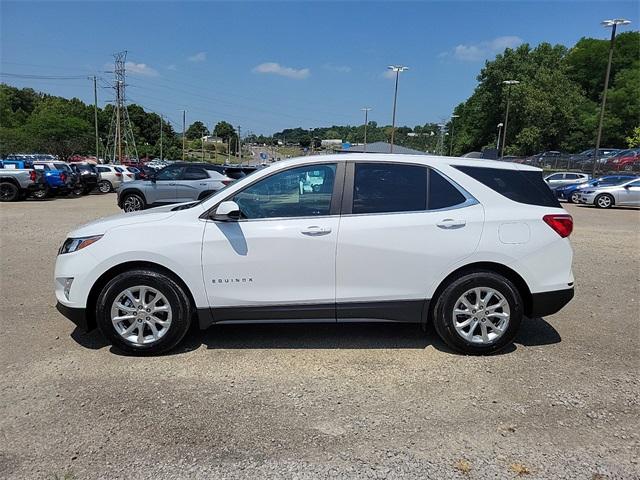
left=213, top=200, right=241, bottom=221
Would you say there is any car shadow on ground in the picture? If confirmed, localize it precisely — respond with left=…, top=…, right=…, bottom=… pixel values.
left=70, top=316, right=561, bottom=357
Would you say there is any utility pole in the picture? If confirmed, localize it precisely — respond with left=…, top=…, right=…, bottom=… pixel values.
left=387, top=65, right=408, bottom=153
left=500, top=80, right=520, bottom=159
left=592, top=18, right=631, bottom=176
left=201, top=126, right=205, bottom=162
left=159, top=115, right=163, bottom=161
left=361, top=107, right=371, bottom=152
left=92, top=75, right=99, bottom=162
left=182, top=110, right=186, bottom=161
left=115, top=81, right=121, bottom=164
left=237, top=125, right=242, bottom=163
left=227, top=137, right=232, bottom=164
left=449, top=114, right=460, bottom=156
left=104, top=51, right=138, bottom=164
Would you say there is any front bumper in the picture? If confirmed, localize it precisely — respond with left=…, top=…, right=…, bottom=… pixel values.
left=577, top=193, right=596, bottom=204
left=528, top=287, right=574, bottom=318
left=56, top=302, right=91, bottom=330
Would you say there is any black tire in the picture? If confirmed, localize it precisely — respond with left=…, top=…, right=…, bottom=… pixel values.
left=121, top=192, right=146, bottom=212
left=96, top=269, right=192, bottom=355
left=0, top=182, right=19, bottom=202
left=594, top=193, right=614, bottom=209
left=98, top=180, right=112, bottom=193
left=32, top=186, right=49, bottom=200
left=432, top=271, right=523, bottom=355
left=569, top=191, right=580, bottom=204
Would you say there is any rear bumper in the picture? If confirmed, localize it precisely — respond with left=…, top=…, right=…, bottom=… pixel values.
left=56, top=302, right=91, bottom=331
left=528, top=287, right=574, bottom=318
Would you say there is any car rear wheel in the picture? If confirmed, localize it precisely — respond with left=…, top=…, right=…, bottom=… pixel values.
left=31, top=186, right=49, bottom=199
left=98, top=180, right=112, bottom=193
left=595, top=193, right=613, bottom=209
left=122, top=193, right=146, bottom=212
left=0, top=182, right=19, bottom=202
left=432, top=271, right=523, bottom=355
left=96, top=269, right=192, bottom=355
left=569, top=191, right=581, bottom=204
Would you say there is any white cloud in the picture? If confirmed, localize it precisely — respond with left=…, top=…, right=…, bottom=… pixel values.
left=253, top=62, right=310, bottom=80
left=324, top=63, right=351, bottom=73
left=188, top=52, right=207, bottom=62
left=442, top=36, right=523, bottom=62
left=124, top=62, right=159, bottom=76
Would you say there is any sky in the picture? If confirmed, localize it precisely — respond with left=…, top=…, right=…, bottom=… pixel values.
left=1, top=1, right=638, bottom=135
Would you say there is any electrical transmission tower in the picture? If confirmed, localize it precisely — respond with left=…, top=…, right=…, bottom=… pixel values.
left=104, top=51, right=138, bottom=163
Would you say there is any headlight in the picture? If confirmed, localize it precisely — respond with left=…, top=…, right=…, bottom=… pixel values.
left=58, top=235, right=103, bottom=255
left=582, top=190, right=595, bottom=194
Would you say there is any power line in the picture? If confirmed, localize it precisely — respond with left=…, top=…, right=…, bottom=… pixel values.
left=0, top=72, right=89, bottom=80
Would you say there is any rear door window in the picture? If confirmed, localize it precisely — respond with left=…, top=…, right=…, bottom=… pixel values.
left=428, top=169, right=467, bottom=210
left=183, top=167, right=209, bottom=180
left=455, top=166, right=561, bottom=208
left=353, top=163, right=427, bottom=214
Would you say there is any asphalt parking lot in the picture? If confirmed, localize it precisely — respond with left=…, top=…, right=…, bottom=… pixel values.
left=1, top=195, right=638, bottom=480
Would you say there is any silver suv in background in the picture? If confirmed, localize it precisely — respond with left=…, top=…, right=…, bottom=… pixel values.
left=544, top=172, right=590, bottom=190
left=117, top=162, right=233, bottom=211
left=96, top=165, right=125, bottom=193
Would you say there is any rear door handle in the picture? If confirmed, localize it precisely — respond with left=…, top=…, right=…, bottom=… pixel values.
left=436, top=218, right=466, bottom=229
left=301, top=226, right=332, bottom=236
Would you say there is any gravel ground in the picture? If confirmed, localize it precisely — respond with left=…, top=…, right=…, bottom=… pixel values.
left=1, top=194, right=638, bottom=480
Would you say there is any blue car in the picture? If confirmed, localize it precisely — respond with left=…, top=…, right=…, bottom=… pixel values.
left=556, top=175, right=637, bottom=203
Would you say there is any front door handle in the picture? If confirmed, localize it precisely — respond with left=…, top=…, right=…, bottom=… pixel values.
left=301, top=226, right=332, bottom=236
left=436, top=218, right=466, bottom=229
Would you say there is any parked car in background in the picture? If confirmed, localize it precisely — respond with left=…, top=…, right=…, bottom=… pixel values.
left=528, top=151, right=565, bottom=167
left=0, top=160, right=46, bottom=201
left=69, top=163, right=99, bottom=194
left=544, top=172, right=590, bottom=190
left=95, top=165, right=124, bottom=193
left=32, top=161, right=72, bottom=198
left=207, top=165, right=258, bottom=180
left=55, top=153, right=575, bottom=355
left=121, top=166, right=136, bottom=183
left=117, top=162, right=233, bottom=211
left=577, top=178, right=640, bottom=208
left=556, top=175, right=637, bottom=203
left=570, top=148, right=621, bottom=167
left=604, top=149, right=640, bottom=171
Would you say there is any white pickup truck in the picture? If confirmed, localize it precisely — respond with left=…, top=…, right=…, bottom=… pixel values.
left=0, top=161, right=47, bottom=201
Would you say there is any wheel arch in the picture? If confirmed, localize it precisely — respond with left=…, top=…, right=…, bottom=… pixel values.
left=426, top=261, right=533, bottom=326
left=0, top=177, right=20, bottom=187
left=85, top=260, right=197, bottom=331
left=117, top=188, right=145, bottom=208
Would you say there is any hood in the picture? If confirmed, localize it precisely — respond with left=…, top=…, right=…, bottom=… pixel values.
left=68, top=204, right=180, bottom=237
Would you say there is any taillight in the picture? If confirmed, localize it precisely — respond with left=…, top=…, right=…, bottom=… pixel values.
left=543, top=214, right=573, bottom=238
left=29, top=170, right=36, bottom=182
left=115, top=172, right=122, bottom=177
left=60, top=173, right=67, bottom=182
left=222, top=180, right=233, bottom=186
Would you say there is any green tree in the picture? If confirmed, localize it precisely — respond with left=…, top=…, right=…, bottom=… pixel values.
left=185, top=121, right=209, bottom=140
left=25, top=109, right=92, bottom=160
left=626, top=126, right=640, bottom=148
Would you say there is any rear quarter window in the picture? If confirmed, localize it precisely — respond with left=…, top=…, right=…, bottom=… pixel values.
left=454, top=166, right=560, bottom=208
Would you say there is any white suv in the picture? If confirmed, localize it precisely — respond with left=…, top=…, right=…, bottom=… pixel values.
left=55, top=154, right=575, bottom=355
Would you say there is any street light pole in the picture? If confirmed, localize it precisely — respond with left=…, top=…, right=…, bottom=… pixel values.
left=496, top=122, right=504, bottom=151
left=182, top=110, right=186, bottom=162
left=388, top=65, right=408, bottom=153
left=361, top=107, right=371, bottom=152
left=500, top=80, right=520, bottom=158
left=159, top=115, right=163, bottom=161
left=592, top=18, right=631, bottom=176
left=449, top=114, right=460, bottom=156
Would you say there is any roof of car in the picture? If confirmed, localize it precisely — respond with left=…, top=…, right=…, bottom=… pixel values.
left=271, top=153, right=542, bottom=172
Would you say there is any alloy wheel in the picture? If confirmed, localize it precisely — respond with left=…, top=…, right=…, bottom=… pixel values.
left=0, top=184, right=15, bottom=200
left=452, top=287, right=510, bottom=344
left=597, top=195, right=612, bottom=208
left=98, top=181, right=111, bottom=193
left=123, top=195, right=143, bottom=212
left=110, top=285, right=173, bottom=345
left=570, top=192, right=580, bottom=203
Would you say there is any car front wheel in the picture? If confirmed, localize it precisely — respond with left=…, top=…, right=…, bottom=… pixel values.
left=432, top=271, right=523, bottom=355
left=96, top=269, right=192, bottom=355
left=569, top=191, right=580, bottom=203
left=595, top=193, right=613, bottom=209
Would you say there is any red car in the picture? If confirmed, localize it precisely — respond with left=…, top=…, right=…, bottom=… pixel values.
left=605, top=149, right=640, bottom=171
